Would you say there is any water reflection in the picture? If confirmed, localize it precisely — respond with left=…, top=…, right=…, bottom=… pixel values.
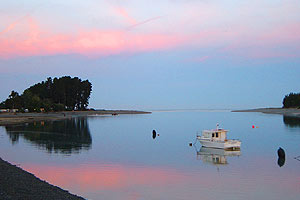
left=196, top=147, right=241, bottom=165
left=283, top=115, right=300, bottom=128
left=278, top=157, right=285, bottom=167
left=5, top=117, right=92, bottom=154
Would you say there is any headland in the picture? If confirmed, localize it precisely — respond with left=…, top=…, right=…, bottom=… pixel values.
left=232, top=108, right=300, bottom=117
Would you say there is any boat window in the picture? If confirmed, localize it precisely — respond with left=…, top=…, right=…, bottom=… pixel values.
left=216, top=132, right=218, bottom=138
left=212, top=133, right=214, bottom=137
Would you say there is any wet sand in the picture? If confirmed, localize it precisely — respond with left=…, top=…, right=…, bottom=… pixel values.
left=0, top=110, right=151, bottom=126
left=232, top=108, right=300, bottom=117
left=0, top=157, right=85, bottom=200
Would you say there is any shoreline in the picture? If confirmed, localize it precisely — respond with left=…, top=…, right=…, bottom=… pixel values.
left=0, top=157, right=85, bottom=200
left=0, top=110, right=151, bottom=126
left=232, top=107, right=300, bottom=117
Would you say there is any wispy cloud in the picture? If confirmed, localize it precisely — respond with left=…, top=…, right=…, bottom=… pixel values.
left=127, top=16, right=164, bottom=29
left=113, top=6, right=137, bottom=25
left=0, top=14, right=31, bottom=36
left=0, top=4, right=42, bottom=36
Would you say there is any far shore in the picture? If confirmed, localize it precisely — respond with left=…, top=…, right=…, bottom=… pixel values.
left=0, top=110, right=151, bottom=126
left=232, top=107, right=300, bottom=117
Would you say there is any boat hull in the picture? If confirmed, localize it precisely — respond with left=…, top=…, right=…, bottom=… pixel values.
left=199, top=139, right=241, bottom=150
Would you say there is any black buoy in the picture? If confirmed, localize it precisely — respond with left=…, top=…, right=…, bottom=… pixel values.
left=189, top=143, right=192, bottom=146
left=278, top=147, right=285, bottom=158
left=277, top=147, right=286, bottom=167
left=152, top=130, right=157, bottom=139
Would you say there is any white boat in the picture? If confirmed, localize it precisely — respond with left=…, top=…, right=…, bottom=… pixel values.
left=196, top=124, right=241, bottom=150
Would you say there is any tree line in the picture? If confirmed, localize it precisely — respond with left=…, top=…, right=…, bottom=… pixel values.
left=282, top=92, right=300, bottom=108
left=0, top=76, right=92, bottom=112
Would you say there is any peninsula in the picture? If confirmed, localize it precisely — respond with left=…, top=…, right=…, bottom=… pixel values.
left=232, top=108, right=300, bottom=118
left=233, top=92, right=300, bottom=118
left=0, top=110, right=151, bottom=126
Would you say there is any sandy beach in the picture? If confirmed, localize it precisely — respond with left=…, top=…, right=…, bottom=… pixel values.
left=232, top=108, right=300, bottom=117
left=0, top=110, right=151, bottom=126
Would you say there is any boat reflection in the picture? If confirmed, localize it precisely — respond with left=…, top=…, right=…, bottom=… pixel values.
left=5, top=117, right=92, bottom=154
left=196, top=147, right=241, bottom=165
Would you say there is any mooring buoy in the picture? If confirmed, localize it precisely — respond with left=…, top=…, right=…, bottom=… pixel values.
left=152, top=130, right=157, bottom=139
left=278, top=147, right=285, bottom=158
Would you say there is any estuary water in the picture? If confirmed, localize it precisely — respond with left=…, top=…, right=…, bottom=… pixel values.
left=0, top=110, right=300, bottom=200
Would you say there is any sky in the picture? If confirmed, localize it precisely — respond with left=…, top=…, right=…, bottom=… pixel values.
left=0, top=0, right=300, bottom=110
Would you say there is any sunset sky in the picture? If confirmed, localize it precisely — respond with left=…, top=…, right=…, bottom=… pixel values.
left=1, top=0, right=300, bottom=109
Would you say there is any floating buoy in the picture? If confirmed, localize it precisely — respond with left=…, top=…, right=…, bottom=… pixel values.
left=189, top=143, right=192, bottom=146
left=278, top=147, right=285, bottom=158
left=152, top=130, right=157, bottom=139
left=252, top=125, right=255, bottom=128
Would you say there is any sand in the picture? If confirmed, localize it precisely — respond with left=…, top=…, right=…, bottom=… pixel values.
left=232, top=108, right=300, bottom=117
left=0, top=110, right=151, bottom=126
left=0, top=157, right=85, bottom=200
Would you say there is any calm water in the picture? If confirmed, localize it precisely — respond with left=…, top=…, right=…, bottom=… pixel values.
left=0, top=111, right=300, bottom=200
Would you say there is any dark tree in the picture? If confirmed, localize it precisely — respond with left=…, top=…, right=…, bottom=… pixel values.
left=0, top=91, right=22, bottom=109
left=0, top=76, right=92, bottom=112
left=282, top=93, right=300, bottom=108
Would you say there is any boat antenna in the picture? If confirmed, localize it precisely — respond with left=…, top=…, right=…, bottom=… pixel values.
left=216, top=123, right=219, bottom=130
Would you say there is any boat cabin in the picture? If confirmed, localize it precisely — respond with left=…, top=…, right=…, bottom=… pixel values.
left=202, top=128, right=228, bottom=142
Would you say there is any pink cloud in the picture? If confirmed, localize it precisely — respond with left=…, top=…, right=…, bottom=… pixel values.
left=1, top=13, right=300, bottom=60
left=0, top=17, right=187, bottom=59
